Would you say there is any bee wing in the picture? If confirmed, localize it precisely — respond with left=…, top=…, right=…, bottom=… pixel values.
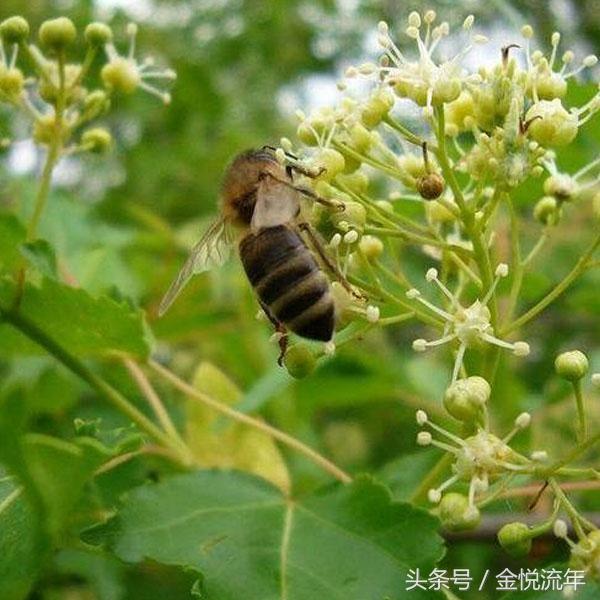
left=158, top=218, right=234, bottom=316
left=251, top=176, right=300, bottom=231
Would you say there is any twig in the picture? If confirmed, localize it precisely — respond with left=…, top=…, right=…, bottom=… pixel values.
left=122, top=357, right=182, bottom=441
left=499, top=479, right=600, bottom=499
left=148, top=359, right=352, bottom=484
left=94, top=445, right=179, bottom=475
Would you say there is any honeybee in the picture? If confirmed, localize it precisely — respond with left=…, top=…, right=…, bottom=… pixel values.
left=159, top=147, right=359, bottom=362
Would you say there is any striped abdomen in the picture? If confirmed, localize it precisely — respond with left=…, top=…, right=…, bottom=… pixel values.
left=239, top=225, right=334, bottom=341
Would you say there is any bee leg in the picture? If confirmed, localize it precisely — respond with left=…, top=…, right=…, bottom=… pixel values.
left=289, top=163, right=327, bottom=180
left=259, top=300, right=289, bottom=366
left=276, top=328, right=289, bottom=367
left=294, top=184, right=345, bottom=212
left=298, top=221, right=368, bottom=302
left=262, top=172, right=344, bottom=212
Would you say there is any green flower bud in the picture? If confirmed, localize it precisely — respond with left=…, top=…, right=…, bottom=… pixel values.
left=338, top=148, right=362, bottom=174
left=336, top=171, right=369, bottom=195
left=375, top=200, right=394, bottom=213
left=417, top=173, right=445, bottom=200
left=33, top=114, right=70, bottom=146
left=445, top=91, right=475, bottom=135
left=497, top=522, right=532, bottom=558
left=284, top=344, right=316, bottom=379
left=0, top=66, right=24, bottom=101
left=533, top=196, right=561, bottom=226
left=315, top=148, right=345, bottom=181
left=555, top=350, right=589, bottom=382
left=332, top=201, right=366, bottom=229
left=439, top=493, right=481, bottom=532
left=0, top=16, right=30, bottom=44
left=443, top=376, right=490, bottom=422
left=38, top=63, right=82, bottom=105
left=425, top=199, right=457, bottom=223
left=536, top=73, right=567, bottom=100
left=85, top=22, right=113, bottom=46
left=101, top=57, right=140, bottom=94
left=543, top=174, right=577, bottom=200
left=358, top=235, right=384, bottom=260
left=297, top=122, right=319, bottom=146
left=569, top=530, right=600, bottom=578
left=82, top=89, right=111, bottom=120
left=349, top=123, right=374, bottom=153
left=397, top=153, right=429, bottom=188
left=81, top=127, right=112, bottom=153
left=39, top=17, right=77, bottom=50
left=526, top=99, right=578, bottom=147
left=361, top=88, right=394, bottom=128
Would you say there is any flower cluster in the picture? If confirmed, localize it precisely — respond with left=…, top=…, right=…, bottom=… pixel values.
left=0, top=15, right=174, bottom=157
left=412, top=350, right=600, bottom=574
left=415, top=389, right=536, bottom=531
left=281, top=9, right=600, bottom=583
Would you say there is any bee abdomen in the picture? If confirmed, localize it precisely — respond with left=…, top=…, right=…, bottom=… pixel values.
left=239, top=226, right=334, bottom=342
left=239, top=226, right=305, bottom=286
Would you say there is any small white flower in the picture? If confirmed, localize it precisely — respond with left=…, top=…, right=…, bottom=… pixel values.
left=416, top=409, right=428, bottom=425
left=329, top=233, right=342, bottom=248
left=366, top=305, right=380, bottom=323
left=364, top=12, right=484, bottom=116
left=412, top=338, right=428, bottom=352
left=428, top=488, right=442, bottom=503
left=407, top=267, right=530, bottom=382
left=417, top=431, right=432, bottom=446
left=324, top=341, right=336, bottom=356
left=101, top=22, right=176, bottom=104
left=531, top=450, right=548, bottom=462
left=553, top=519, right=568, bottom=539
left=343, top=229, right=359, bottom=244
left=515, top=412, right=532, bottom=429
left=495, top=263, right=509, bottom=278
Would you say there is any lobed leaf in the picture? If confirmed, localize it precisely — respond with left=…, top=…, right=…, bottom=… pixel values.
left=89, top=470, right=445, bottom=600
left=0, top=276, right=153, bottom=358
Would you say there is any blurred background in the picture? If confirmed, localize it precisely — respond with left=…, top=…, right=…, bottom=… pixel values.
left=0, top=1, right=599, bottom=598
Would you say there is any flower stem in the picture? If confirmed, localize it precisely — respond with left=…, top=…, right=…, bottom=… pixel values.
left=549, top=478, right=595, bottom=538
left=502, top=232, right=600, bottom=335
left=27, top=51, right=68, bottom=241
left=26, top=138, right=62, bottom=240
left=148, top=359, right=353, bottom=484
left=409, top=453, right=454, bottom=504
left=573, top=380, right=587, bottom=443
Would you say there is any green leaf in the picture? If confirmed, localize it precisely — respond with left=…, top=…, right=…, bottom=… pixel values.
left=0, top=476, right=42, bottom=600
left=0, top=277, right=153, bottom=358
left=53, top=548, right=126, bottom=600
left=0, top=214, right=26, bottom=273
left=20, top=239, right=58, bottom=279
left=186, top=362, right=291, bottom=493
left=90, top=470, right=444, bottom=600
left=22, top=434, right=110, bottom=537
